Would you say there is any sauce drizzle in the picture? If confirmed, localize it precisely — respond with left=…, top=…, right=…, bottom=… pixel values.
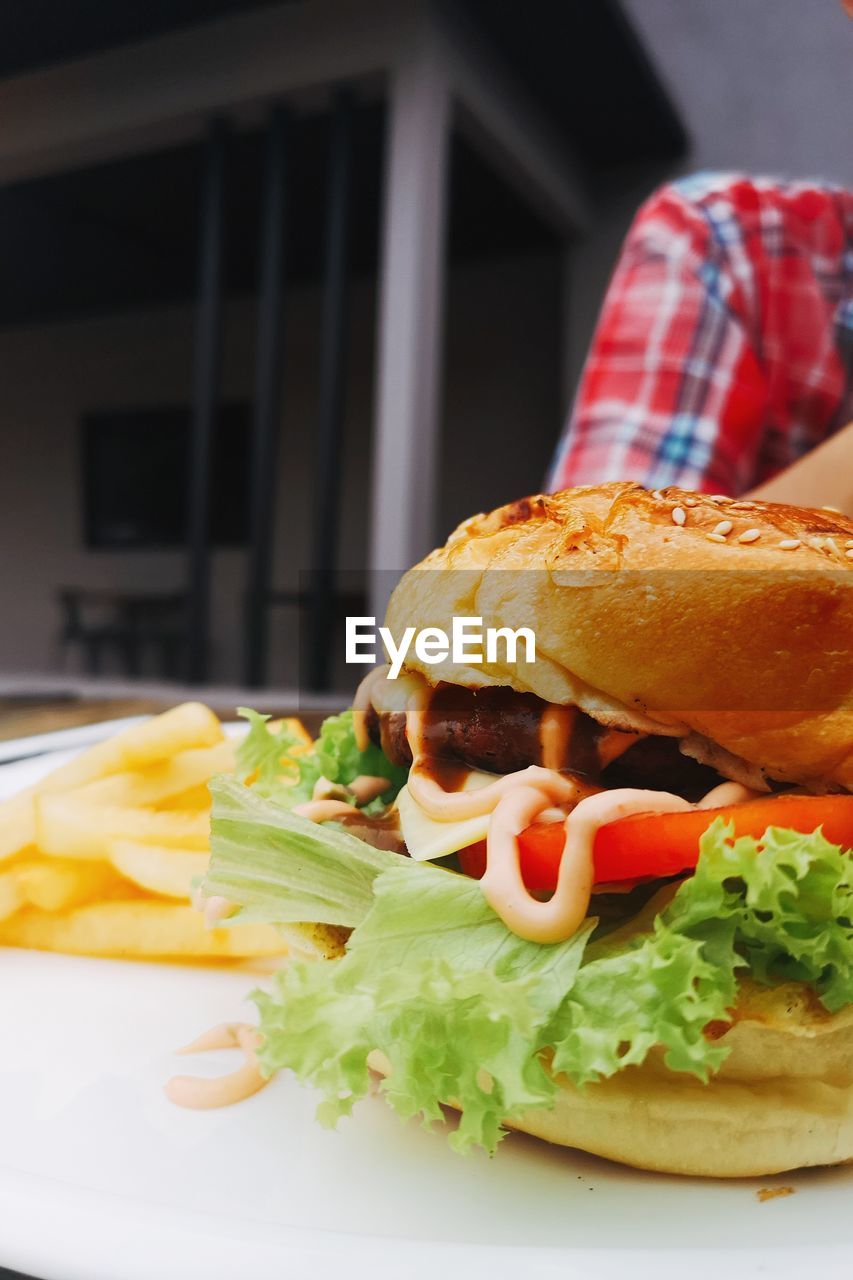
left=352, top=669, right=770, bottom=945
left=293, top=799, right=362, bottom=822
left=165, top=1022, right=269, bottom=1110
left=352, top=664, right=392, bottom=751
left=483, top=787, right=692, bottom=943
left=539, top=704, right=576, bottom=772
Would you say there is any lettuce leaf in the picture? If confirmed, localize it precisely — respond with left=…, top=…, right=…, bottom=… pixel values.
left=205, top=775, right=399, bottom=927
left=255, top=861, right=593, bottom=1153
left=313, top=709, right=409, bottom=801
left=206, top=780, right=853, bottom=1155
left=234, top=708, right=306, bottom=796
left=549, top=920, right=734, bottom=1086
left=549, top=820, right=853, bottom=1084
left=664, top=821, right=853, bottom=1012
left=235, top=707, right=408, bottom=809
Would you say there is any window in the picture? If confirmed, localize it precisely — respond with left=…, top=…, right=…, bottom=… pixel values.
left=81, top=404, right=250, bottom=549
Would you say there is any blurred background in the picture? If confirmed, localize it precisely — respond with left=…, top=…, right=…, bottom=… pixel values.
left=0, top=0, right=850, bottom=716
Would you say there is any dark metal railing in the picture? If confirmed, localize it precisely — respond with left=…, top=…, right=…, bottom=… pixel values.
left=306, top=86, right=356, bottom=692
left=244, top=104, right=291, bottom=689
left=186, top=95, right=356, bottom=690
left=185, top=116, right=227, bottom=685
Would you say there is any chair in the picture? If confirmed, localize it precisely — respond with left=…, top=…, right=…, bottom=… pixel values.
left=56, top=589, right=187, bottom=678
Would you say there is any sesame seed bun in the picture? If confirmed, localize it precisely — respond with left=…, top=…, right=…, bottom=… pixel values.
left=385, top=483, right=853, bottom=791
left=369, top=980, right=853, bottom=1177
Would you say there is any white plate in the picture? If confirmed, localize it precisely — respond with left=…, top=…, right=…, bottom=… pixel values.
left=1, top=745, right=853, bottom=1280
left=0, top=716, right=149, bottom=766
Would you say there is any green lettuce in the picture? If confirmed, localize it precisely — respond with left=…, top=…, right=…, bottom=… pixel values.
left=235, top=708, right=307, bottom=795
left=550, top=823, right=853, bottom=1086
left=665, top=822, right=853, bottom=1012
left=257, top=862, right=593, bottom=1153
left=206, top=776, right=399, bottom=928
left=206, top=779, right=853, bottom=1154
left=549, top=921, right=735, bottom=1086
left=235, top=707, right=408, bottom=809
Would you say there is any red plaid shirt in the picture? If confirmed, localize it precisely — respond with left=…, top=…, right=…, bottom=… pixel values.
left=548, top=174, right=853, bottom=495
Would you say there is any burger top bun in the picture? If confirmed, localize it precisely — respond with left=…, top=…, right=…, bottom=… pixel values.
left=385, top=483, right=853, bottom=790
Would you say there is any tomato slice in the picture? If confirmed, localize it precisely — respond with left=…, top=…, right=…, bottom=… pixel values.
left=457, top=795, right=853, bottom=893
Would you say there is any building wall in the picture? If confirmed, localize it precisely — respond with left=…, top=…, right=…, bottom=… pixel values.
left=0, top=248, right=562, bottom=686
left=564, top=0, right=853, bottom=399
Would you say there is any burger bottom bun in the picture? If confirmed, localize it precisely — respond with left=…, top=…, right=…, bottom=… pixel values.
left=368, top=982, right=853, bottom=1178
left=507, top=1064, right=853, bottom=1178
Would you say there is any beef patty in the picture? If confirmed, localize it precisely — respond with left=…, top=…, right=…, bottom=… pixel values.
left=366, top=683, right=722, bottom=800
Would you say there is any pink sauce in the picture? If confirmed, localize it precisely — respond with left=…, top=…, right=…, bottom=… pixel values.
left=539, top=705, right=576, bottom=772
left=165, top=1022, right=269, bottom=1109
left=402, top=683, right=768, bottom=942
left=697, top=781, right=762, bottom=808
left=352, top=665, right=392, bottom=752
left=348, top=775, right=392, bottom=805
left=203, top=895, right=236, bottom=927
left=293, top=799, right=361, bottom=822
left=482, top=787, right=693, bottom=943
left=349, top=671, right=771, bottom=944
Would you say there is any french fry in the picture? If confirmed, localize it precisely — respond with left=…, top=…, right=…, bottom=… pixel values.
left=0, top=868, right=22, bottom=922
left=36, top=795, right=210, bottom=860
left=0, top=857, right=129, bottom=920
left=0, top=703, right=223, bottom=864
left=37, top=702, right=223, bottom=794
left=158, top=785, right=212, bottom=812
left=74, top=741, right=235, bottom=809
left=0, top=790, right=38, bottom=864
left=0, top=702, right=304, bottom=963
left=0, top=901, right=286, bottom=958
left=109, top=842, right=209, bottom=899
left=13, top=857, right=131, bottom=912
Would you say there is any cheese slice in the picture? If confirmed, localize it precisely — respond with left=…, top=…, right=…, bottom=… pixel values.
left=396, top=770, right=500, bottom=862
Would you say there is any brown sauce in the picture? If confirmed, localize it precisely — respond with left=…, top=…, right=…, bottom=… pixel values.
left=411, top=756, right=471, bottom=792
left=336, top=807, right=406, bottom=854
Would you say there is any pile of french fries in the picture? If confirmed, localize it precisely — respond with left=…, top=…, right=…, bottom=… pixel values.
left=0, top=702, right=309, bottom=962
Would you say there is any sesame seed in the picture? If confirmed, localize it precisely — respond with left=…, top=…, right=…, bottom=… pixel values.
left=825, top=537, right=841, bottom=556
left=738, top=528, right=761, bottom=544
left=710, top=494, right=730, bottom=503
left=778, top=539, right=801, bottom=550
left=847, top=549, right=853, bottom=561
left=807, top=537, right=825, bottom=551
left=712, top=520, right=733, bottom=537
left=821, top=505, right=842, bottom=513
left=846, top=539, right=853, bottom=549
left=683, top=497, right=698, bottom=507
left=731, top=501, right=757, bottom=510
left=671, top=506, right=687, bottom=526
left=651, top=490, right=664, bottom=501
left=706, top=532, right=727, bottom=543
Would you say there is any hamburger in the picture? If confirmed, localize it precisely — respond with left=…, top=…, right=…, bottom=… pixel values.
left=203, top=483, right=853, bottom=1177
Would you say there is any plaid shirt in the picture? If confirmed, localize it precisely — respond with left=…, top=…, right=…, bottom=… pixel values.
left=548, top=174, right=853, bottom=495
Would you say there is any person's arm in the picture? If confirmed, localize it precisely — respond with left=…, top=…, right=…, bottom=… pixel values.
left=548, top=181, right=769, bottom=495
left=747, top=421, right=853, bottom=516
